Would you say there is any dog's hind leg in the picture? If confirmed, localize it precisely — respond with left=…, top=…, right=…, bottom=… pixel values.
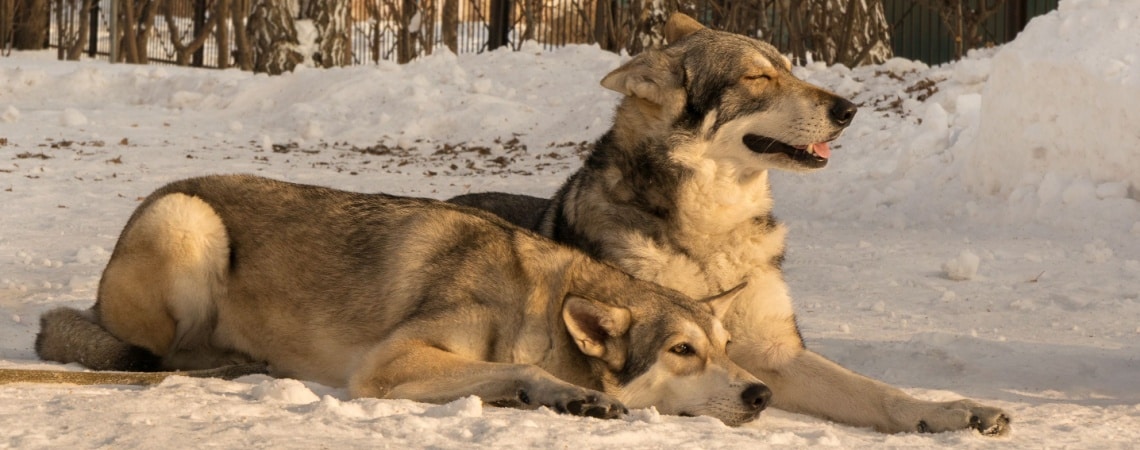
left=92, top=193, right=240, bottom=370
left=349, top=341, right=626, bottom=419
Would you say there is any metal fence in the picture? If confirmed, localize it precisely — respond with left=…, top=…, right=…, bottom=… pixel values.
left=887, top=0, right=1059, bottom=64
left=54, top=0, right=218, bottom=65
left=51, top=0, right=1059, bottom=68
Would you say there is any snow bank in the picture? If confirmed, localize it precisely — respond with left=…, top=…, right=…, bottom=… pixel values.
left=963, top=0, right=1140, bottom=202
left=782, top=0, right=1139, bottom=232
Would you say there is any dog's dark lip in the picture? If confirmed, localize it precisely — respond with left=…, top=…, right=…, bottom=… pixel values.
left=742, top=134, right=829, bottom=169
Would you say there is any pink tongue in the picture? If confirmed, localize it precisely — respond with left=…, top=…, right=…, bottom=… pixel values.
left=812, top=142, right=831, bottom=159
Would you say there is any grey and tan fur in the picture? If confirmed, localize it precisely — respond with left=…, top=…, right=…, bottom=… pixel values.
left=450, top=13, right=1010, bottom=435
left=29, top=174, right=772, bottom=426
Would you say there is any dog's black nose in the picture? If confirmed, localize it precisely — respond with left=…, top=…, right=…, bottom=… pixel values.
left=829, top=98, right=858, bottom=127
left=741, top=383, right=772, bottom=411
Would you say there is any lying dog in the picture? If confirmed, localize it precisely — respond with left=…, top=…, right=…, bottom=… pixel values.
left=450, top=13, right=1010, bottom=435
left=32, top=174, right=770, bottom=425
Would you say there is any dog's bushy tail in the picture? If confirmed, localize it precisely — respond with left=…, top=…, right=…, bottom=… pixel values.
left=35, top=307, right=161, bottom=371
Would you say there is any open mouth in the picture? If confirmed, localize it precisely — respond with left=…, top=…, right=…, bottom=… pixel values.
left=742, top=134, right=831, bottom=168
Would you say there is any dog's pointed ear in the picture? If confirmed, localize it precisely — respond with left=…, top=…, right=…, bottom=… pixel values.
left=562, top=295, right=631, bottom=359
left=700, top=282, right=747, bottom=321
left=664, top=13, right=704, bottom=44
left=600, top=49, right=683, bottom=107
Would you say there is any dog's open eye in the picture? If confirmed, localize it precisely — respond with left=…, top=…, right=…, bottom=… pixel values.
left=670, top=343, right=695, bottom=355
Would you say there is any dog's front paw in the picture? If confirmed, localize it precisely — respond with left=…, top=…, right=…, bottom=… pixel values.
left=535, top=386, right=627, bottom=419
left=911, top=399, right=1010, bottom=436
left=556, top=394, right=627, bottom=419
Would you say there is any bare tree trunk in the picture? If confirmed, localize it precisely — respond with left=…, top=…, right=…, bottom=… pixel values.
left=119, top=0, right=139, bottom=62
left=55, top=0, right=72, bottom=59
left=593, top=0, right=615, bottom=51
left=441, top=0, right=456, bottom=53
left=232, top=0, right=252, bottom=70
left=215, top=0, right=231, bottom=68
left=782, top=0, right=806, bottom=62
left=961, top=0, right=1004, bottom=57
left=780, top=0, right=891, bottom=66
left=136, top=0, right=160, bottom=63
left=14, top=0, right=50, bottom=49
left=625, top=0, right=668, bottom=55
left=115, top=0, right=162, bottom=64
left=1, top=0, right=15, bottom=52
left=396, top=0, right=416, bottom=63
left=163, top=0, right=218, bottom=65
left=366, top=0, right=383, bottom=63
left=516, top=0, right=534, bottom=44
left=248, top=0, right=301, bottom=74
left=305, top=0, right=351, bottom=67
left=418, top=0, right=432, bottom=56
left=60, top=0, right=93, bottom=59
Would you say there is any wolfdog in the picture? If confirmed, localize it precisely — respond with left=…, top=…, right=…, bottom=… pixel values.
left=450, top=13, right=1010, bottom=435
left=30, top=174, right=771, bottom=426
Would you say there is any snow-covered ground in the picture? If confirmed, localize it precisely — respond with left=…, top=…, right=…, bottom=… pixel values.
left=1, top=0, right=1138, bottom=447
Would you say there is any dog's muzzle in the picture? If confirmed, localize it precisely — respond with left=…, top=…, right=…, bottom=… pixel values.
left=742, top=134, right=831, bottom=168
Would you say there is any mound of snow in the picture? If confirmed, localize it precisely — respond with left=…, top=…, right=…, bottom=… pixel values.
left=250, top=378, right=320, bottom=405
left=963, top=0, right=1140, bottom=199
left=943, top=249, right=980, bottom=281
left=423, top=396, right=483, bottom=418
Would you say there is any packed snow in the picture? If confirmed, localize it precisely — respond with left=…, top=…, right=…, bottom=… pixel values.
left=1, top=0, right=1138, bottom=447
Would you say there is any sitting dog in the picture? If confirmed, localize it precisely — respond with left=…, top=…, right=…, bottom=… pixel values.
left=33, top=174, right=769, bottom=425
left=450, top=13, right=1010, bottom=434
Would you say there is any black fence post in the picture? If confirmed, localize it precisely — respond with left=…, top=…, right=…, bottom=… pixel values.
left=488, top=0, right=510, bottom=50
left=87, top=1, right=99, bottom=57
left=193, top=0, right=207, bottom=67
